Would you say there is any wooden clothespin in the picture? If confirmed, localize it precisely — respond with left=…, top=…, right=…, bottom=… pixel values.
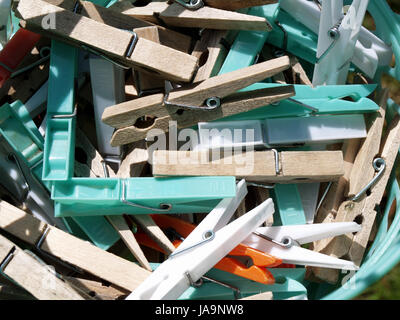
left=310, top=89, right=400, bottom=283
left=0, top=200, right=151, bottom=291
left=191, top=29, right=229, bottom=83
left=0, top=232, right=85, bottom=300
left=102, top=56, right=295, bottom=146
left=121, top=1, right=272, bottom=31
left=152, top=150, right=344, bottom=183
left=64, top=276, right=129, bottom=300
left=16, top=0, right=199, bottom=83
left=128, top=25, right=190, bottom=98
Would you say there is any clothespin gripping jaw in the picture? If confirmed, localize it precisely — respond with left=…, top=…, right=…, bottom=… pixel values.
left=243, top=222, right=362, bottom=270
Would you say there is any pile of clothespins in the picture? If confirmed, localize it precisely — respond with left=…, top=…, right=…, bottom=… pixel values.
left=0, top=0, right=399, bottom=300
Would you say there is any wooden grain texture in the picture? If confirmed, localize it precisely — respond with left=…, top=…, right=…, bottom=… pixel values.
left=130, top=37, right=198, bottom=83
left=64, top=277, right=128, bottom=300
left=106, top=215, right=152, bottom=271
left=204, top=0, right=277, bottom=11
left=290, top=55, right=312, bottom=85
left=130, top=215, right=176, bottom=255
left=17, top=0, right=198, bottom=83
left=240, top=291, right=273, bottom=300
left=0, top=201, right=151, bottom=291
left=311, top=95, right=399, bottom=283
left=122, top=2, right=272, bottom=31
left=45, top=0, right=192, bottom=53
left=17, top=0, right=132, bottom=56
left=117, top=148, right=149, bottom=178
left=152, top=150, right=344, bottom=183
left=106, top=86, right=294, bottom=145
left=192, top=30, right=228, bottom=83
left=167, top=56, right=291, bottom=105
left=0, top=234, right=84, bottom=300
left=103, top=57, right=293, bottom=146
left=312, top=91, right=387, bottom=256
left=347, top=114, right=400, bottom=263
left=312, top=139, right=361, bottom=246
left=280, top=151, right=344, bottom=182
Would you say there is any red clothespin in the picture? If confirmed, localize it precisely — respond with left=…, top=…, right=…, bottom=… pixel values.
left=135, top=214, right=282, bottom=285
left=0, top=28, right=41, bottom=87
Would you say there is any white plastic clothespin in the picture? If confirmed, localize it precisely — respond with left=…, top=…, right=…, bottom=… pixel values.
left=243, top=222, right=361, bottom=270
left=126, top=179, right=275, bottom=300
left=194, top=114, right=366, bottom=150
left=312, top=0, right=369, bottom=85
left=280, top=0, right=392, bottom=82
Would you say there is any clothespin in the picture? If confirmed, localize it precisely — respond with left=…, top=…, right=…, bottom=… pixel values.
left=64, top=276, right=129, bottom=300
left=202, top=83, right=379, bottom=123
left=0, top=101, right=65, bottom=228
left=42, top=40, right=77, bottom=181
left=16, top=0, right=199, bottom=83
left=152, top=150, right=344, bottom=183
left=134, top=214, right=280, bottom=284
left=243, top=222, right=360, bottom=270
left=0, top=200, right=151, bottom=292
left=0, top=98, right=121, bottom=250
left=89, top=55, right=124, bottom=161
left=126, top=180, right=275, bottom=300
left=191, top=29, right=230, bottom=83
left=312, top=0, right=369, bottom=85
left=0, top=232, right=85, bottom=300
left=121, top=1, right=272, bottom=31
left=177, top=267, right=307, bottom=300
left=0, top=28, right=41, bottom=87
left=365, top=1, right=400, bottom=82
left=51, top=176, right=236, bottom=217
left=310, top=90, right=400, bottom=283
left=279, top=0, right=393, bottom=81
left=102, top=57, right=295, bottom=146
left=195, top=114, right=367, bottom=150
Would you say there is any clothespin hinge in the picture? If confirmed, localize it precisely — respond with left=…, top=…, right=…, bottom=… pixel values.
left=0, top=246, right=16, bottom=273
left=351, top=158, right=386, bottom=202
left=169, top=230, right=215, bottom=258
left=163, top=92, right=221, bottom=111
left=121, top=179, right=173, bottom=212
left=170, top=0, right=204, bottom=11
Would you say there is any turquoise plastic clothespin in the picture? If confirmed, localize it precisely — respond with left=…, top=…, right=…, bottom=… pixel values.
left=0, top=100, right=120, bottom=249
left=146, top=263, right=306, bottom=300
left=51, top=177, right=236, bottom=217
left=367, top=0, right=400, bottom=82
left=42, top=40, right=77, bottom=181
left=176, top=268, right=307, bottom=300
left=263, top=3, right=318, bottom=65
left=218, top=84, right=379, bottom=122
left=218, top=5, right=272, bottom=75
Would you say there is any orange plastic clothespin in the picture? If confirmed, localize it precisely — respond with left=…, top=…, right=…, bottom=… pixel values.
left=135, top=214, right=281, bottom=285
